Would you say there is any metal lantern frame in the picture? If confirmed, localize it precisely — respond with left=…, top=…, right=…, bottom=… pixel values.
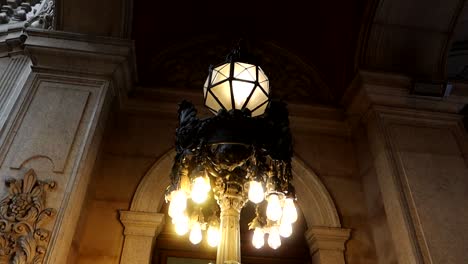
left=166, top=44, right=297, bottom=264
left=203, top=48, right=271, bottom=117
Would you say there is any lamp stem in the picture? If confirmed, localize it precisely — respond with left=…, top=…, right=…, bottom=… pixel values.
left=216, top=185, right=246, bottom=264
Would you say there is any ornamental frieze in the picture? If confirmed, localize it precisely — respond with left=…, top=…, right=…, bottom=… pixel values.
left=0, top=169, right=56, bottom=264
left=0, top=0, right=54, bottom=29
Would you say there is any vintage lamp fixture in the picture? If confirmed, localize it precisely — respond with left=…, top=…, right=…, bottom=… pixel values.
left=165, top=44, right=297, bottom=264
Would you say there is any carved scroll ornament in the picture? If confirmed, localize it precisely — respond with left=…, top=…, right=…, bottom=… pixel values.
left=0, top=169, right=56, bottom=264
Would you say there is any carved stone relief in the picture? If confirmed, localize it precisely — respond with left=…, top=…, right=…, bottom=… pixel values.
left=0, top=0, right=54, bottom=29
left=0, top=169, right=56, bottom=264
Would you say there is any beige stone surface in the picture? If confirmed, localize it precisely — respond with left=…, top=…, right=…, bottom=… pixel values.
left=347, top=77, right=468, bottom=264
left=396, top=149, right=468, bottom=263
left=77, top=200, right=128, bottom=263
left=356, top=126, right=398, bottom=264
left=6, top=85, right=90, bottom=172
left=293, top=133, right=358, bottom=178
left=103, top=112, right=176, bottom=157
left=94, top=154, right=154, bottom=202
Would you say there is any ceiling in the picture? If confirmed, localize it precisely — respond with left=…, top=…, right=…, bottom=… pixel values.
left=57, top=0, right=468, bottom=106
left=131, top=0, right=370, bottom=105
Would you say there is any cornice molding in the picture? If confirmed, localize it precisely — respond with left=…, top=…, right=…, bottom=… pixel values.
left=23, top=29, right=136, bottom=98
left=344, top=71, right=468, bottom=128
left=0, top=25, right=25, bottom=57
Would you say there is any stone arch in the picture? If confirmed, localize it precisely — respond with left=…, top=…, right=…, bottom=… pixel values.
left=119, top=150, right=350, bottom=264
left=129, top=150, right=339, bottom=226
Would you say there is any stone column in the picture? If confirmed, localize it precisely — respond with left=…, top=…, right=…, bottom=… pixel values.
left=305, top=227, right=351, bottom=264
left=119, top=211, right=165, bottom=264
left=0, top=29, right=134, bottom=264
left=216, top=187, right=246, bottom=264
left=346, top=71, right=468, bottom=264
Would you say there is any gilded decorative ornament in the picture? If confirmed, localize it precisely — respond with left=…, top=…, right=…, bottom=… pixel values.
left=0, top=169, right=56, bottom=264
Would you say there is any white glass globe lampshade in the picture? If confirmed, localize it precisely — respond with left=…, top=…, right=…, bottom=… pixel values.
left=279, top=220, right=292, bottom=238
left=252, top=228, right=265, bottom=249
left=248, top=181, right=264, bottom=204
left=282, top=198, right=298, bottom=223
left=189, top=222, right=203, bottom=245
left=173, top=214, right=189, bottom=236
left=168, top=190, right=187, bottom=218
left=207, top=225, right=220, bottom=247
left=267, top=226, right=282, bottom=250
left=191, top=176, right=210, bottom=204
left=266, top=194, right=282, bottom=222
left=203, top=62, right=270, bottom=117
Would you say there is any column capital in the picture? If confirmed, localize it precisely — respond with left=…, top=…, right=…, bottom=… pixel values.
left=119, top=211, right=165, bottom=237
left=305, top=227, right=351, bottom=253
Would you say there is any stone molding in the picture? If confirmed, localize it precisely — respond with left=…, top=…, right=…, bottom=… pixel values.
left=305, top=227, right=351, bottom=253
left=344, top=70, right=468, bottom=132
left=345, top=70, right=468, bottom=115
left=0, top=169, right=56, bottom=264
left=119, top=211, right=165, bottom=237
left=23, top=29, right=136, bottom=100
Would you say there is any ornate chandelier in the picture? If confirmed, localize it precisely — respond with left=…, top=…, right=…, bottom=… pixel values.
left=165, top=43, right=297, bottom=264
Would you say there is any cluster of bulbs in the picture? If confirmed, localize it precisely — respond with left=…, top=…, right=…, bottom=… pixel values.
left=167, top=173, right=298, bottom=250
left=248, top=181, right=298, bottom=250
left=167, top=175, right=221, bottom=247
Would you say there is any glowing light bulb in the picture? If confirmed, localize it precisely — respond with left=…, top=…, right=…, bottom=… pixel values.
left=248, top=181, right=264, bottom=204
left=189, top=222, right=202, bottom=245
left=266, top=194, right=282, bottom=221
left=173, top=214, right=189, bottom=236
left=191, top=176, right=210, bottom=204
left=168, top=190, right=187, bottom=218
left=207, top=225, right=220, bottom=247
left=279, top=220, right=292, bottom=238
left=268, top=226, right=281, bottom=250
left=282, top=198, right=298, bottom=223
left=252, top=228, right=265, bottom=249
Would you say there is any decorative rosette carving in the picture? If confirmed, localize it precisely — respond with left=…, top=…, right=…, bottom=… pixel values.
left=0, top=169, right=56, bottom=264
